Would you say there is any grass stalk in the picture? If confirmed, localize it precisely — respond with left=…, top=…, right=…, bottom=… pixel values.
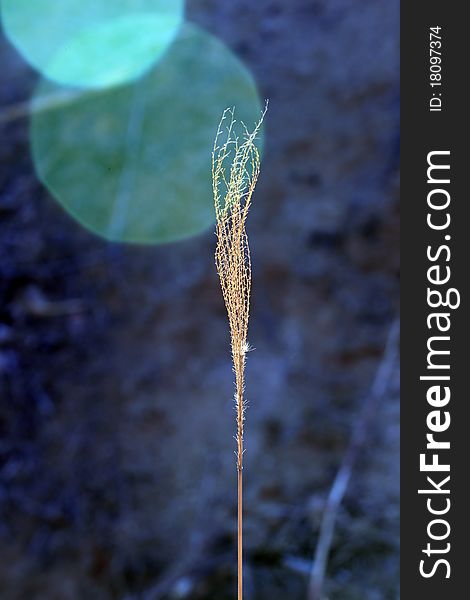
left=212, top=104, right=267, bottom=600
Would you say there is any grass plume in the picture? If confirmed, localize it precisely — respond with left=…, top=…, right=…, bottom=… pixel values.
left=212, top=103, right=267, bottom=600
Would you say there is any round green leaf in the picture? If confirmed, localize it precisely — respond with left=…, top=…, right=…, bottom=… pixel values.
left=0, top=0, right=184, bottom=88
left=30, top=24, right=263, bottom=244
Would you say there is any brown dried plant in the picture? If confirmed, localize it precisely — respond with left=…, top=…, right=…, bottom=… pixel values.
left=212, top=104, right=267, bottom=600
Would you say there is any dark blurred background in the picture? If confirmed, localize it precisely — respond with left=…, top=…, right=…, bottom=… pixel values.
left=0, top=1, right=399, bottom=599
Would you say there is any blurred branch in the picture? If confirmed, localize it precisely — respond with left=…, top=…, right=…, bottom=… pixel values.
left=0, top=88, right=102, bottom=125
left=308, top=319, right=399, bottom=600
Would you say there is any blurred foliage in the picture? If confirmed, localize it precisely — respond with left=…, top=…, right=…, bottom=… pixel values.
left=30, top=24, right=262, bottom=244
left=0, top=0, right=184, bottom=88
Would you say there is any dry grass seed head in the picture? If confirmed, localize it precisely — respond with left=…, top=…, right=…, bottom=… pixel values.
left=212, top=104, right=266, bottom=459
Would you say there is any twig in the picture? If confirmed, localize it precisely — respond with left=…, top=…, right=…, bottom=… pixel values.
left=212, top=103, right=267, bottom=600
left=0, top=87, right=104, bottom=125
left=308, top=319, right=399, bottom=600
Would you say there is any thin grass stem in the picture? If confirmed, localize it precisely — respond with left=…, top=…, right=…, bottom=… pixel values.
left=212, top=103, right=267, bottom=600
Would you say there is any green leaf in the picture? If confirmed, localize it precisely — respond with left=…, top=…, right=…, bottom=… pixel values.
left=30, top=24, right=263, bottom=244
left=1, top=0, right=184, bottom=88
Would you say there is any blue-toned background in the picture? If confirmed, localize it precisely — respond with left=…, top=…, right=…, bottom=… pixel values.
left=0, top=1, right=399, bottom=598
